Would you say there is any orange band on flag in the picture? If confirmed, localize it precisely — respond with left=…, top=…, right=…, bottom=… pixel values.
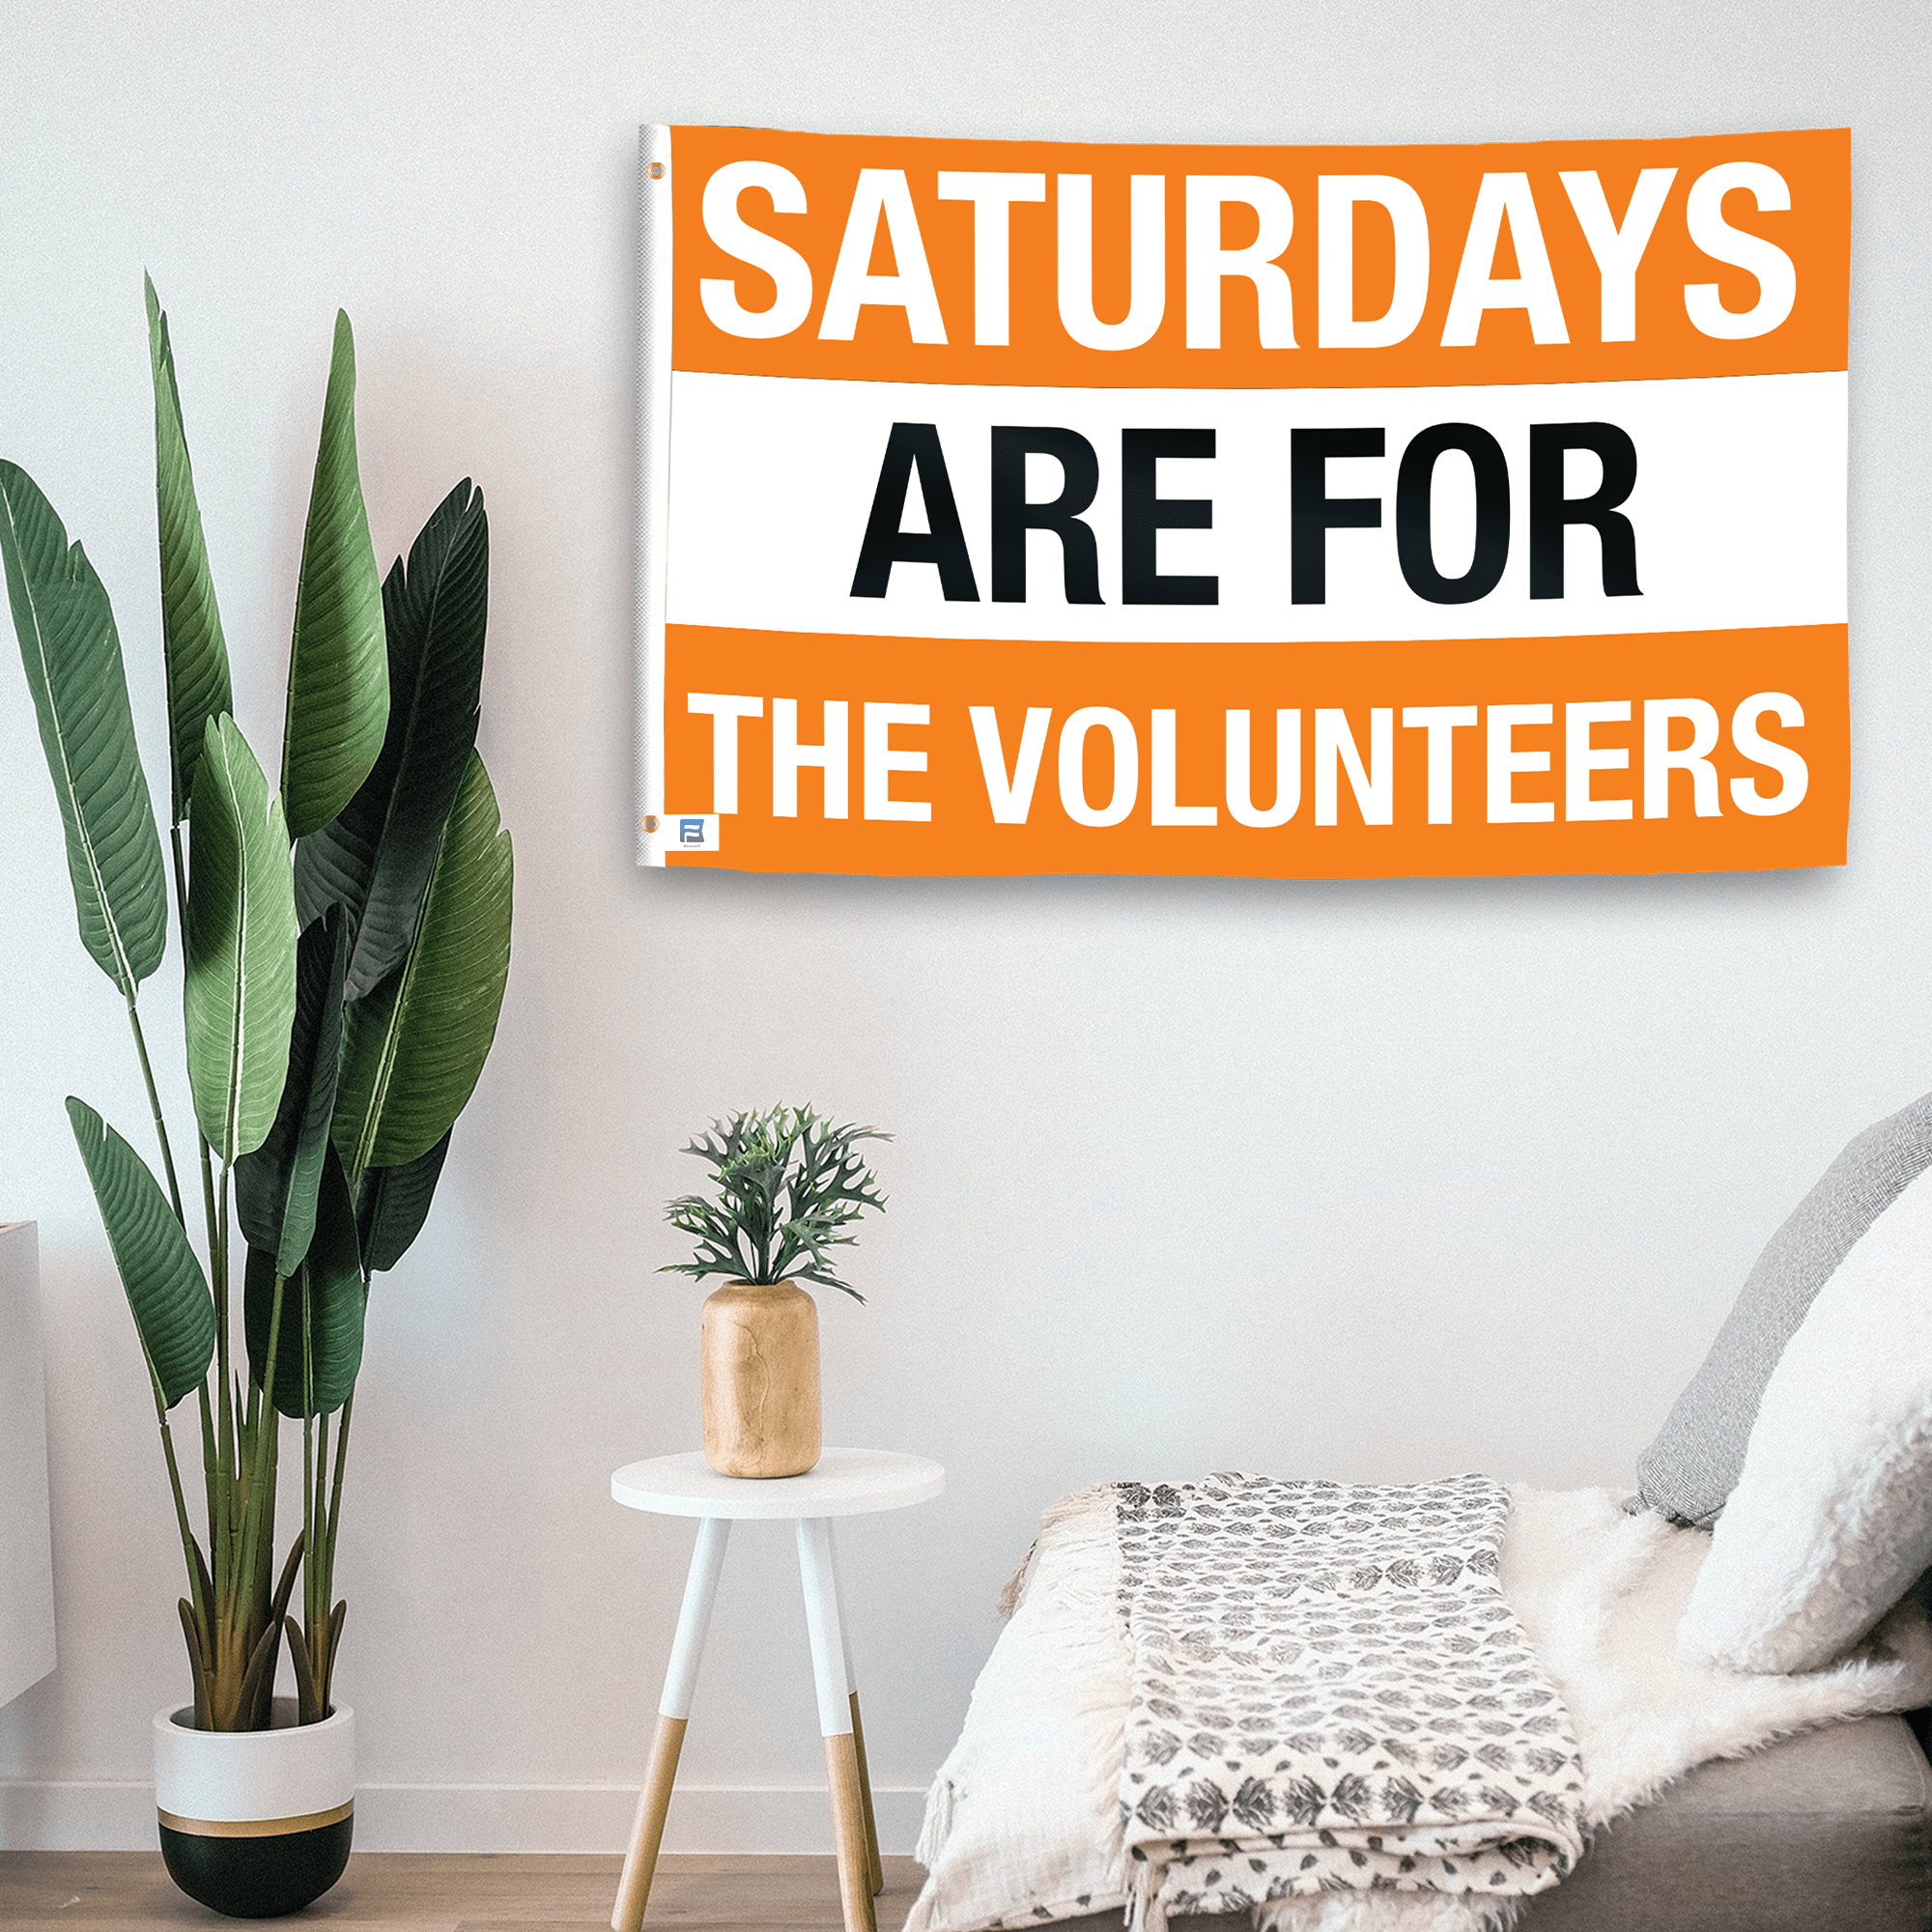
left=668, top=126, right=1847, bottom=391
left=662, top=623, right=1846, bottom=880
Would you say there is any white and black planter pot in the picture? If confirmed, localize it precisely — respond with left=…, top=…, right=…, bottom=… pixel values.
left=153, top=1698, right=355, bottom=1918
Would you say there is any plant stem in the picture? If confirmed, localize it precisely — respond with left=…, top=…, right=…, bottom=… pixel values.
left=196, top=1374, right=216, bottom=1535
left=303, top=1291, right=317, bottom=1664
left=326, top=1391, right=352, bottom=1556
left=241, top=1271, right=287, bottom=1629
left=196, top=1132, right=219, bottom=1287
left=326, top=1390, right=353, bottom=1565
left=155, top=1381, right=209, bottom=1636
left=124, top=996, right=184, bottom=1225
left=213, top=1168, right=235, bottom=1623
left=311, top=1388, right=355, bottom=1713
left=301, top=1407, right=316, bottom=1698
left=308, top=1410, right=323, bottom=1633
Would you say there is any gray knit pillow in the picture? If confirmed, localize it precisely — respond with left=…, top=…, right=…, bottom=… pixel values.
left=1630, top=1091, right=1932, bottom=1529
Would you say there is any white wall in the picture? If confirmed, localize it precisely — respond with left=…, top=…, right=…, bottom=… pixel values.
left=2, top=0, right=1928, bottom=1856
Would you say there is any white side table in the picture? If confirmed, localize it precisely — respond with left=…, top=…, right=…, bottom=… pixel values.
left=609, top=1447, right=945, bottom=1932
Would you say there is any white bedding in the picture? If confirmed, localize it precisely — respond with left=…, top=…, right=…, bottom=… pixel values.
left=906, top=1484, right=1932, bottom=1932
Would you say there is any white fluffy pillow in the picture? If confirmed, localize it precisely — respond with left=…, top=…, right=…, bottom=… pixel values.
left=1679, top=1161, right=1932, bottom=1673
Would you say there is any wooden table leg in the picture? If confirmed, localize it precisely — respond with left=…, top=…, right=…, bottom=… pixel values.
left=611, top=1517, right=732, bottom=1932
left=847, top=1691, right=884, bottom=1896
left=612, top=1714, right=685, bottom=1932
left=828, top=1534, right=885, bottom=1896
left=797, top=1518, right=877, bottom=1932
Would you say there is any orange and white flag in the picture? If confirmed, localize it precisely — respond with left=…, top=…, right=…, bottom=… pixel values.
left=636, top=125, right=1848, bottom=880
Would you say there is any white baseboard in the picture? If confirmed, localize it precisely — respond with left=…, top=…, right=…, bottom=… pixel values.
left=0, top=1779, right=929, bottom=1855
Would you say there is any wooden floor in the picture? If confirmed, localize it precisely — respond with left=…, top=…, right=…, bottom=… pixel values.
left=0, top=1853, right=926, bottom=1932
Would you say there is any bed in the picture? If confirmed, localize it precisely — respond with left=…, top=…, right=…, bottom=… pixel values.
left=1040, top=1716, right=1932, bottom=1932
left=905, top=1092, right=1932, bottom=1932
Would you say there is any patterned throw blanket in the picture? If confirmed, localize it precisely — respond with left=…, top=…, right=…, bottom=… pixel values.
left=1116, top=1474, right=1585, bottom=1927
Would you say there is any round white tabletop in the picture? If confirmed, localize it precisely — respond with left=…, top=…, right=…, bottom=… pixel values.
left=611, top=1446, right=944, bottom=1520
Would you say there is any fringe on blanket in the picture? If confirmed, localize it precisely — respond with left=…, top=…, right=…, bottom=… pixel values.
left=998, top=1481, right=1120, bottom=1618
left=1125, top=1850, right=1161, bottom=1932
left=914, top=1772, right=955, bottom=1869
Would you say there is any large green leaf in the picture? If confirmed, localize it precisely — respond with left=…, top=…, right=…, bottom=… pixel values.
left=355, top=1128, right=450, bottom=1274
left=145, top=275, right=233, bottom=826
left=67, top=1097, right=213, bottom=1408
left=296, top=480, right=487, bottom=999
left=235, top=907, right=348, bottom=1275
left=333, top=753, right=512, bottom=1176
left=243, top=1147, right=364, bottom=1420
left=281, top=311, right=387, bottom=839
left=0, top=461, right=168, bottom=995
left=185, top=715, right=299, bottom=1163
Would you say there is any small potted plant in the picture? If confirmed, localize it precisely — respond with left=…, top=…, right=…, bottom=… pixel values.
left=663, top=1107, right=889, bottom=1478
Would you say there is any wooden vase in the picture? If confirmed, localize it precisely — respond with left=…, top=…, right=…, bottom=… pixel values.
left=700, top=1281, right=821, bottom=1478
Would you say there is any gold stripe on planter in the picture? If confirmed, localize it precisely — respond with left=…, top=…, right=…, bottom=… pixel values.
left=157, top=1800, right=354, bottom=1838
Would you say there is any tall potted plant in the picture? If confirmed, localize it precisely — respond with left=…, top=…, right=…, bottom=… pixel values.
left=3, top=280, right=513, bottom=1916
